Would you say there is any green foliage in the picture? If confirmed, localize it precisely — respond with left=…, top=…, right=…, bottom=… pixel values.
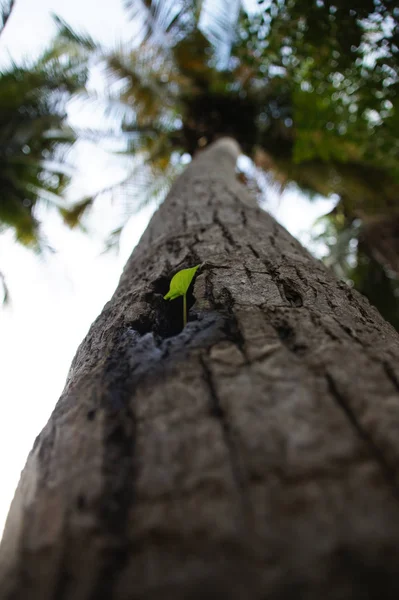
left=352, top=244, right=399, bottom=332
left=164, top=264, right=200, bottom=300
left=311, top=210, right=399, bottom=329
left=164, top=264, right=200, bottom=326
left=0, top=30, right=90, bottom=250
left=2, top=0, right=398, bottom=326
left=60, top=0, right=399, bottom=326
left=97, top=0, right=399, bottom=210
left=60, top=197, right=94, bottom=228
left=52, top=15, right=98, bottom=52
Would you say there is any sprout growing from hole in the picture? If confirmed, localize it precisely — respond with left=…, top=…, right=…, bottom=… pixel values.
left=164, top=265, right=200, bottom=327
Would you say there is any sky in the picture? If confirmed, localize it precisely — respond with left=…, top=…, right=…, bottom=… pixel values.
left=0, top=0, right=335, bottom=537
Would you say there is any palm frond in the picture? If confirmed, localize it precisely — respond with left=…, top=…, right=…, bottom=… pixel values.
left=0, top=270, right=10, bottom=305
left=0, top=34, right=90, bottom=249
left=52, top=15, right=98, bottom=52
left=124, top=0, right=200, bottom=46
left=0, top=0, right=14, bottom=35
left=102, top=226, right=124, bottom=254
left=60, top=197, right=94, bottom=228
left=99, top=44, right=183, bottom=137
left=124, top=0, right=242, bottom=65
left=198, top=0, right=241, bottom=67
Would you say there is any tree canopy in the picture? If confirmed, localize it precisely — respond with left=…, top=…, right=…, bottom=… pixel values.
left=0, top=48, right=86, bottom=249
left=96, top=0, right=399, bottom=326
left=0, top=0, right=398, bottom=325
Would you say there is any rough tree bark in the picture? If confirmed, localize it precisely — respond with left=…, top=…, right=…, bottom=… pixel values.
left=2, top=139, right=399, bottom=600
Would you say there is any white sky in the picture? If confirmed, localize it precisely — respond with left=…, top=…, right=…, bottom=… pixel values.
left=0, top=0, right=335, bottom=537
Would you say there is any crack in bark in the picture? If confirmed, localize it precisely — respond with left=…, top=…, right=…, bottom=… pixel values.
left=202, top=262, right=268, bottom=275
left=182, top=207, right=187, bottom=231
left=165, top=238, right=182, bottom=257
left=215, top=286, right=248, bottom=362
left=281, top=280, right=303, bottom=307
left=309, top=311, right=341, bottom=342
left=383, top=361, right=399, bottom=394
left=248, top=244, right=260, bottom=259
left=205, top=269, right=216, bottom=306
left=294, top=265, right=309, bottom=289
left=244, top=264, right=253, bottom=282
left=202, top=270, right=248, bottom=362
left=265, top=307, right=399, bottom=503
left=262, top=258, right=304, bottom=308
left=262, top=257, right=280, bottom=279
left=316, top=290, right=399, bottom=394
left=329, top=312, right=399, bottom=383
left=86, top=317, right=229, bottom=597
left=187, top=242, right=201, bottom=266
left=338, top=282, right=381, bottom=328
left=269, top=316, right=308, bottom=356
left=325, top=373, right=399, bottom=502
left=213, top=209, right=235, bottom=249
left=89, top=332, right=137, bottom=599
left=335, top=321, right=361, bottom=344
left=199, top=354, right=250, bottom=521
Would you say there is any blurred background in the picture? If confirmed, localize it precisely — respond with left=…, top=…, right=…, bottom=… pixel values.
left=0, top=0, right=398, bottom=535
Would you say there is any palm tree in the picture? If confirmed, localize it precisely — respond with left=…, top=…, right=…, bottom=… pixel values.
left=5, top=1, right=397, bottom=320
left=84, top=0, right=399, bottom=325
left=0, top=6, right=97, bottom=301
left=3, top=6, right=399, bottom=594
left=3, top=135, right=399, bottom=600
left=110, top=0, right=398, bottom=185
left=0, top=31, right=95, bottom=250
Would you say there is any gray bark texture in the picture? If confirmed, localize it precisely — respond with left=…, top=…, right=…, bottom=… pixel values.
left=2, top=138, right=399, bottom=600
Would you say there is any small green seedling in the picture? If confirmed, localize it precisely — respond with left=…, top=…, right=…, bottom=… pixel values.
left=164, top=264, right=200, bottom=327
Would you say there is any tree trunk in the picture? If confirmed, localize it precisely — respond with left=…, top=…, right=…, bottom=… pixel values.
left=363, top=216, right=399, bottom=278
left=2, top=138, right=399, bottom=600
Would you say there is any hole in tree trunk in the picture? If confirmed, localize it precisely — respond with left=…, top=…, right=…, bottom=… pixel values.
left=144, top=274, right=198, bottom=339
left=153, top=288, right=197, bottom=339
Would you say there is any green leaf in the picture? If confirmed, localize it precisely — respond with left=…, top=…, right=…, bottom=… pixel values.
left=60, top=197, right=94, bottom=228
left=164, top=264, right=200, bottom=301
